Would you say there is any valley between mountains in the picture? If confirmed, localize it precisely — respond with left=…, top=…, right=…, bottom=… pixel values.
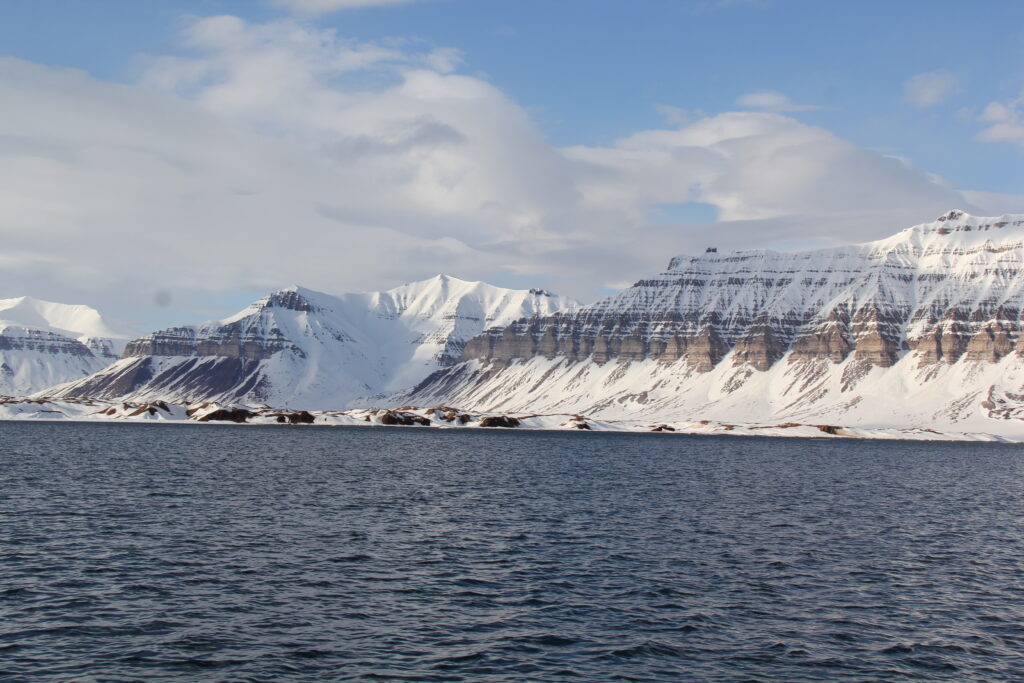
left=8, top=211, right=1024, bottom=440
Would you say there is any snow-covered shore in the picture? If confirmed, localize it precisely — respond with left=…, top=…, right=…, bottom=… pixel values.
left=1, top=397, right=1017, bottom=443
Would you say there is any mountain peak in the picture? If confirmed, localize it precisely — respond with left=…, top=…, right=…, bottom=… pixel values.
left=936, top=209, right=968, bottom=222
left=662, top=211, right=1024, bottom=271
left=263, top=289, right=318, bottom=312
left=0, top=295, right=127, bottom=339
left=421, top=273, right=477, bottom=287
left=895, top=211, right=1024, bottom=244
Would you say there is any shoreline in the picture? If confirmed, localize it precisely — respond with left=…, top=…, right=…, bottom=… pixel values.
left=2, top=397, right=1019, bottom=444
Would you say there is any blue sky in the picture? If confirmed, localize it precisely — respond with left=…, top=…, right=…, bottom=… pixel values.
left=4, top=0, right=1021, bottom=191
left=0, top=0, right=1022, bottom=326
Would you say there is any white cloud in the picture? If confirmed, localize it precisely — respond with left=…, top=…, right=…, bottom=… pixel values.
left=270, top=0, right=419, bottom=14
left=564, top=112, right=968, bottom=223
left=735, top=90, right=820, bottom=112
left=656, top=104, right=691, bottom=126
left=903, top=70, right=961, bottom=108
left=0, top=15, right=1008, bottom=323
left=961, top=190, right=1024, bottom=215
left=976, top=94, right=1024, bottom=147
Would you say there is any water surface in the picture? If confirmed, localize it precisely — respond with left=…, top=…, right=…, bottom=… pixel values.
left=2, top=422, right=1023, bottom=680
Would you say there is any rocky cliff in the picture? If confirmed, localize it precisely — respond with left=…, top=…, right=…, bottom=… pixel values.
left=397, top=212, right=1024, bottom=434
left=0, top=297, right=128, bottom=395
left=50, top=276, right=576, bottom=408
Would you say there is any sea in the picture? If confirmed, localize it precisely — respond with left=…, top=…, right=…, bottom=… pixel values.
left=2, top=421, right=1023, bottom=681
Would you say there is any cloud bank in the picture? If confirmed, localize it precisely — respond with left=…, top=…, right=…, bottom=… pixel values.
left=0, top=15, right=1009, bottom=324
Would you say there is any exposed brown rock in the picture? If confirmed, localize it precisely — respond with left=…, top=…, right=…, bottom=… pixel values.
left=197, top=408, right=256, bottom=423
left=789, top=310, right=852, bottom=364
left=732, top=319, right=786, bottom=371
left=267, top=410, right=316, bottom=424
left=966, top=318, right=1017, bottom=362
left=379, top=411, right=430, bottom=426
left=478, top=415, right=520, bottom=428
left=851, top=308, right=901, bottom=367
left=682, top=326, right=730, bottom=371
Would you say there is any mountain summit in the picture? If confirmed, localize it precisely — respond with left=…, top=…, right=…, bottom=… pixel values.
left=50, top=277, right=576, bottom=408
left=395, top=212, right=1024, bottom=435
left=30, top=211, right=1024, bottom=436
left=0, top=296, right=129, bottom=395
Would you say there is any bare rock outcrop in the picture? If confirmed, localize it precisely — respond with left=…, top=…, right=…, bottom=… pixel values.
left=446, top=212, right=1024, bottom=385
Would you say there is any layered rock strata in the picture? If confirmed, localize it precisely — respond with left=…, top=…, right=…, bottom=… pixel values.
left=461, top=211, right=1024, bottom=373
left=52, top=276, right=575, bottom=408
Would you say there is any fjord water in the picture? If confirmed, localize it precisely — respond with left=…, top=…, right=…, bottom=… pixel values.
left=2, top=424, right=1023, bottom=681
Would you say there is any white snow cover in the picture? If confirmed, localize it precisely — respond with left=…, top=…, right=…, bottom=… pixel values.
left=48, top=275, right=577, bottom=408
left=397, top=212, right=1024, bottom=438
left=0, top=297, right=130, bottom=395
left=584, top=210, right=1024, bottom=343
left=0, top=397, right=1013, bottom=442
left=0, top=296, right=128, bottom=341
left=24, top=211, right=1024, bottom=440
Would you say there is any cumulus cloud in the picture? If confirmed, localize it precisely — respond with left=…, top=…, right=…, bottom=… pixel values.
left=270, top=0, right=419, bottom=14
left=565, top=112, right=969, bottom=224
left=903, top=70, right=961, bottom=108
left=976, top=93, right=1024, bottom=147
left=735, top=90, right=820, bottom=112
left=0, top=15, right=1007, bottom=324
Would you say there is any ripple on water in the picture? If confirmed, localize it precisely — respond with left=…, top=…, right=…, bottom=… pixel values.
left=1, top=422, right=1023, bottom=681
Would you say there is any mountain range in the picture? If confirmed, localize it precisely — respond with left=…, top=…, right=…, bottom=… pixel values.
left=397, top=210, right=1024, bottom=434
left=46, top=275, right=574, bottom=407
left=11, top=210, right=1024, bottom=437
left=0, top=296, right=128, bottom=395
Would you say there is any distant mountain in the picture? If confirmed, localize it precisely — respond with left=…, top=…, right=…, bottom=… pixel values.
left=396, top=211, right=1024, bottom=435
left=50, top=276, right=577, bottom=408
left=0, top=296, right=129, bottom=395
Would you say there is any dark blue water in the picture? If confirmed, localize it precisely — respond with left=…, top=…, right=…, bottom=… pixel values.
left=2, top=423, right=1023, bottom=681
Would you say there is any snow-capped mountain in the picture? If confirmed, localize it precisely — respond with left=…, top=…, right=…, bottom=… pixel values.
left=397, top=211, right=1024, bottom=436
left=0, top=296, right=129, bottom=395
left=50, top=275, right=576, bottom=408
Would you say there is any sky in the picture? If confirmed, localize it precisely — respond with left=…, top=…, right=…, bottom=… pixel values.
left=0, top=0, right=1022, bottom=330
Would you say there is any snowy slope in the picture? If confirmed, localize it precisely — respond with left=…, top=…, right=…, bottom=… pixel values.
left=50, top=276, right=576, bottom=408
left=0, top=297, right=130, bottom=395
left=398, top=211, right=1024, bottom=436
left=0, top=296, right=127, bottom=340
left=1, top=396, right=1014, bottom=442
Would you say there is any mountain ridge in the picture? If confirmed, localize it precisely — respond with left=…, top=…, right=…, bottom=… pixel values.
left=21, top=210, right=1024, bottom=437
left=392, top=211, right=1024, bottom=434
left=0, top=296, right=130, bottom=395
left=48, top=276, right=578, bottom=408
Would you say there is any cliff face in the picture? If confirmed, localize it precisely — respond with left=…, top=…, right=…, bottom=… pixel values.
left=398, top=212, right=1024, bottom=433
left=34, top=210, right=1024, bottom=433
left=0, top=324, right=110, bottom=395
left=0, top=297, right=128, bottom=395
left=461, top=211, right=1024, bottom=371
left=52, top=276, right=576, bottom=408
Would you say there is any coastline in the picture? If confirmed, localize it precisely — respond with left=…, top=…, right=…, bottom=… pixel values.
left=2, top=397, right=1018, bottom=444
